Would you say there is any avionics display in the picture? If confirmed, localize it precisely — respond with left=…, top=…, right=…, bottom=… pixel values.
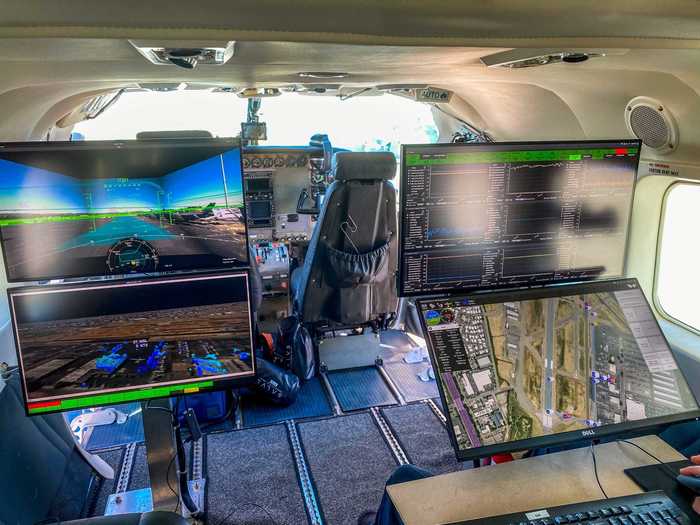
left=0, top=139, right=248, bottom=281
left=9, top=272, right=255, bottom=415
left=418, top=279, right=700, bottom=460
left=399, top=140, right=641, bottom=295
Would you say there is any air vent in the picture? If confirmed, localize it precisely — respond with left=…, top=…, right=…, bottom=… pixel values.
left=481, top=49, right=608, bottom=69
left=625, top=97, right=678, bottom=154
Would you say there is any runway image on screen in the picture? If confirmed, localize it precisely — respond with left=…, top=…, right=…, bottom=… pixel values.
left=10, top=273, right=254, bottom=406
left=0, top=141, right=247, bottom=281
left=419, top=280, right=698, bottom=456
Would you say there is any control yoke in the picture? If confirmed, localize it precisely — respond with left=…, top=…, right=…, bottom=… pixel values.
left=297, top=134, right=333, bottom=215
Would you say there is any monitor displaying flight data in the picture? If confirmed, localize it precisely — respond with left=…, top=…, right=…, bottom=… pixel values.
left=9, top=272, right=255, bottom=415
left=418, top=278, right=699, bottom=460
left=0, top=139, right=248, bottom=282
left=399, top=140, right=641, bottom=296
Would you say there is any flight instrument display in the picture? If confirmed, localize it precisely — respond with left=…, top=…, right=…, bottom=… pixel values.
left=0, top=139, right=248, bottom=281
left=418, top=279, right=699, bottom=460
left=399, top=140, right=641, bottom=295
left=9, top=272, right=255, bottom=415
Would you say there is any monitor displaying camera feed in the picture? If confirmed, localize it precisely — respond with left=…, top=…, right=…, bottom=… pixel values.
left=418, top=279, right=699, bottom=460
left=9, top=272, right=255, bottom=415
left=399, top=140, right=641, bottom=296
left=0, top=139, right=248, bottom=281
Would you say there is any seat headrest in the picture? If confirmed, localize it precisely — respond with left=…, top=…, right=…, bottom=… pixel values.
left=332, top=152, right=397, bottom=181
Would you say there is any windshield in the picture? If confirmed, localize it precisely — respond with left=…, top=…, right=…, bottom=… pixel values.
left=74, top=90, right=439, bottom=158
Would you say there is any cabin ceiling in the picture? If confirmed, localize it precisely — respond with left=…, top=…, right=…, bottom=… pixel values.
left=3, top=1, right=700, bottom=164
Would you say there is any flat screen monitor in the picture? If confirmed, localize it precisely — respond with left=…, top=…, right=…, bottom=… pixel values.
left=9, top=271, right=255, bottom=415
left=417, top=278, right=700, bottom=461
left=248, top=201, right=272, bottom=219
left=0, top=138, right=248, bottom=282
left=246, top=178, right=272, bottom=192
left=399, top=140, right=641, bottom=296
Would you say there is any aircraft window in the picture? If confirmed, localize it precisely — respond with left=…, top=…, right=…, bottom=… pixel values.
left=258, top=93, right=439, bottom=155
left=73, top=91, right=439, bottom=161
left=73, top=90, right=249, bottom=140
left=656, top=181, right=700, bottom=332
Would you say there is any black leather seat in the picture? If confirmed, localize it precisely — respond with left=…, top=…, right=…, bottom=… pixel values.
left=0, top=373, right=186, bottom=525
left=291, top=151, right=398, bottom=328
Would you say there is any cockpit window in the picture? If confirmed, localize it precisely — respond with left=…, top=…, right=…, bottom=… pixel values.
left=258, top=93, right=439, bottom=155
left=73, top=91, right=439, bottom=158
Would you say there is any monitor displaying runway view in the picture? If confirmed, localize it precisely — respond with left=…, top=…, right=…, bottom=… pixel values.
left=418, top=279, right=699, bottom=460
left=9, top=272, right=255, bottom=415
left=0, top=139, right=247, bottom=281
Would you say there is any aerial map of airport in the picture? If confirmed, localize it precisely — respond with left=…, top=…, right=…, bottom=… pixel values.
left=0, top=147, right=247, bottom=280
left=17, top=300, right=253, bottom=401
left=422, top=287, right=699, bottom=452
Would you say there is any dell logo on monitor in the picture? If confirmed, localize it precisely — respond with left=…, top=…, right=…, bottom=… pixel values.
left=582, top=430, right=596, bottom=437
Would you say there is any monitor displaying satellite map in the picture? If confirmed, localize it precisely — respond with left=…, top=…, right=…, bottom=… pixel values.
left=0, top=139, right=247, bottom=281
left=419, top=278, right=699, bottom=459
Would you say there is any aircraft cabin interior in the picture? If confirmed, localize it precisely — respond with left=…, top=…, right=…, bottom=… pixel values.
left=2, top=2, right=700, bottom=525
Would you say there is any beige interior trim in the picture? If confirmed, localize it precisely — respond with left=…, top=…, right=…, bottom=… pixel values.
left=4, top=28, right=700, bottom=49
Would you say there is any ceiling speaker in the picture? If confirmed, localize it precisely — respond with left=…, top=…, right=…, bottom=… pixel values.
left=625, top=97, right=678, bottom=154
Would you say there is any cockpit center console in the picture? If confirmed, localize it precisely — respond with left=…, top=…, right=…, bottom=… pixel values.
left=243, top=148, right=327, bottom=296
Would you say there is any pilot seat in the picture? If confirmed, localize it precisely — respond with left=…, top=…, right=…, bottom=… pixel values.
left=290, top=151, right=399, bottom=371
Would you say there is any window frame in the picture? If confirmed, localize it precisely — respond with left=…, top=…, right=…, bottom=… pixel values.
left=653, top=179, right=700, bottom=335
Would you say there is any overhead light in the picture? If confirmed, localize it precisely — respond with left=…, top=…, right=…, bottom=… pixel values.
left=129, top=40, right=236, bottom=69
left=298, top=72, right=349, bottom=79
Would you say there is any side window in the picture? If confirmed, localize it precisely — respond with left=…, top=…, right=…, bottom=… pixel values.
left=655, top=182, right=700, bottom=331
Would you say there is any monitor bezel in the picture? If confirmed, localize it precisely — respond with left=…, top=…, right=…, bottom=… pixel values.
left=398, top=139, right=643, bottom=297
left=416, top=277, right=700, bottom=462
left=8, top=269, right=257, bottom=417
left=0, top=137, right=250, bottom=283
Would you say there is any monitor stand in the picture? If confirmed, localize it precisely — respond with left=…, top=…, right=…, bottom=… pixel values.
left=104, top=398, right=205, bottom=517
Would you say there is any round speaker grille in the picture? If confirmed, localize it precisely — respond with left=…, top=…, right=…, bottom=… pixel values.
left=628, top=105, right=669, bottom=149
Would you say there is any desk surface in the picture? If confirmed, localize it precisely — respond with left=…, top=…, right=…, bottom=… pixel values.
left=387, top=435, right=684, bottom=525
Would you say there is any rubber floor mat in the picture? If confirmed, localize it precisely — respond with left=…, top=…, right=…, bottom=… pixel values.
left=326, top=367, right=397, bottom=411
left=243, top=376, right=332, bottom=427
left=298, top=413, right=398, bottom=525
left=85, top=403, right=144, bottom=451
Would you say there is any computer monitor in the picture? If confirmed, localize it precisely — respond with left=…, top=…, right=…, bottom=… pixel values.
left=9, top=271, right=255, bottom=415
left=399, top=140, right=641, bottom=296
left=417, top=278, right=700, bottom=461
left=0, top=138, right=248, bottom=282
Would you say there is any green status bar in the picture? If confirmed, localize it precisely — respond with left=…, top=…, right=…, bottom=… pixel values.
left=27, top=380, right=215, bottom=414
left=405, top=148, right=638, bottom=167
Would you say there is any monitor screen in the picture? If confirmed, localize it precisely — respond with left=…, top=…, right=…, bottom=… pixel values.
left=0, top=139, right=248, bottom=282
left=246, top=178, right=272, bottom=192
left=248, top=201, right=272, bottom=219
left=418, top=278, right=699, bottom=460
left=9, top=272, right=255, bottom=415
left=399, top=140, right=641, bottom=296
